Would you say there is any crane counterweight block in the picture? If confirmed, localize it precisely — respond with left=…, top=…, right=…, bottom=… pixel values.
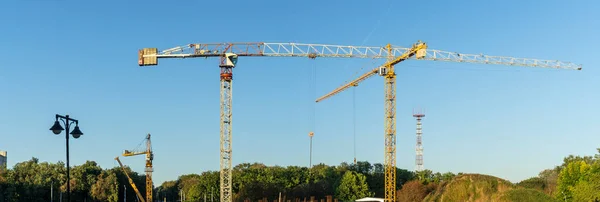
left=139, top=48, right=158, bottom=66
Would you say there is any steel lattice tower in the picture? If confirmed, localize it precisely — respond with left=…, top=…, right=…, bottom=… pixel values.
left=219, top=55, right=234, bottom=202
left=413, top=110, right=425, bottom=172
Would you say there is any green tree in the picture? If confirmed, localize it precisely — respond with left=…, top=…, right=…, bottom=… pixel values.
left=538, top=168, right=560, bottom=195
left=396, top=168, right=415, bottom=190
left=570, top=163, right=600, bottom=202
left=571, top=179, right=600, bottom=201
left=556, top=160, right=592, bottom=200
left=109, top=166, right=146, bottom=202
left=155, top=180, right=178, bottom=201
left=441, top=172, right=456, bottom=182
left=90, top=170, right=119, bottom=202
left=367, top=163, right=384, bottom=197
left=334, top=171, right=373, bottom=201
left=415, top=169, right=433, bottom=183
left=70, top=161, right=103, bottom=200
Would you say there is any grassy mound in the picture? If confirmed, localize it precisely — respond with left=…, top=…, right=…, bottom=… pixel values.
left=422, top=174, right=555, bottom=202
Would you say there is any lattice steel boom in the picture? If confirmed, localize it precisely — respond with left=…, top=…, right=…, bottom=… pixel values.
left=140, top=42, right=582, bottom=70
left=138, top=41, right=581, bottom=202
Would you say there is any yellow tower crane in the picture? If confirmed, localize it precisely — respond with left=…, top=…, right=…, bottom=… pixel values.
left=138, top=41, right=581, bottom=202
left=314, top=40, right=581, bottom=202
left=121, top=133, right=154, bottom=202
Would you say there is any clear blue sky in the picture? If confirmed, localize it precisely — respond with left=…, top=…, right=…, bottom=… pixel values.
left=0, top=0, right=598, bottom=185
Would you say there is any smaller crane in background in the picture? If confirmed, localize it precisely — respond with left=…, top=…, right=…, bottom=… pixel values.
left=122, top=133, right=154, bottom=202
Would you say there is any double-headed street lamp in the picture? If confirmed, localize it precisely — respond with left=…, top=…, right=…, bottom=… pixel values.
left=49, top=114, right=83, bottom=202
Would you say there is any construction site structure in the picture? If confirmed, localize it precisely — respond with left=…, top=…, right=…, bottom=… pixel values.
left=313, top=41, right=581, bottom=202
left=115, top=156, right=145, bottom=202
left=413, top=110, right=425, bottom=172
left=0, top=150, right=6, bottom=170
left=121, top=133, right=154, bottom=202
left=138, top=41, right=582, bottom=202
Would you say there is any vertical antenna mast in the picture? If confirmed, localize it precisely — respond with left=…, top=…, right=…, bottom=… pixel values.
left=309, top=132, right=314, bottom=168
left=413, top=108, right=425, bottom=172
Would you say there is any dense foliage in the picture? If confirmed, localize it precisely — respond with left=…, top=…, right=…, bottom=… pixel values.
left=1, top=148, right=599, bottom=201
left=552, top=149, right=600, bottom=201
left=0, top=157, right=145, bottom=202
left=156, top=161, right=436, bottom=202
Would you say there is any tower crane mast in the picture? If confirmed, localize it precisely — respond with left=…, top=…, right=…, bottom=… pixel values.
left=138, top=41, right=581, bottom=202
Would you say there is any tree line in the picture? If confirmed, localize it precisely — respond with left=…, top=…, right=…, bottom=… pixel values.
left=0, top=158, right=454, bottom=202
left=1, top=149, right=598, bottom=202
left=0, top=158, right=146, bottom=202
left=523, top=148, right=600, bottom=201
left=155, top=162, right=456, bottom=202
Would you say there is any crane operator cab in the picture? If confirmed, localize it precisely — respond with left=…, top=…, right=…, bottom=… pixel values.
left=378, top=66, right=388, bottom=76
left=220, top=53, right=238, bottom=81
left=223, top=53, right=238, bottom=67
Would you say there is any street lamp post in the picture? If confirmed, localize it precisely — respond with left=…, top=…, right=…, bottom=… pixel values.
left=49, top=114, right=84, bottom=202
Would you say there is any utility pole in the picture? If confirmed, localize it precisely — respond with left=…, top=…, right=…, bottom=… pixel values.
left=51, top=181, right=54, bottom=202
left=413, top=109, right=425, bottom=172
left=50, top=181, right=54, bottom=202
left=308, top=132, right=314, bottom=168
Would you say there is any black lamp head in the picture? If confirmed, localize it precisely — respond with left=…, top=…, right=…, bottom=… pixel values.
left=70, top=125, right=83, bottom=139
left=50, top=120, right=64, bottom=135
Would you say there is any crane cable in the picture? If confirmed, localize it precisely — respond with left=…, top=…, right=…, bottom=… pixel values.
left=353, top=86, right=357, bottom=164
left=308, top=59, right=317, bottom=169
left=343, top=0, right=393, bottom=85
left=313, top=59, right=318, bottom=167
left=308, top=60, right=316, bottom=133
left=345, top=1, right=392, bottom=165
left=131, top=136, right=147, bottom=153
